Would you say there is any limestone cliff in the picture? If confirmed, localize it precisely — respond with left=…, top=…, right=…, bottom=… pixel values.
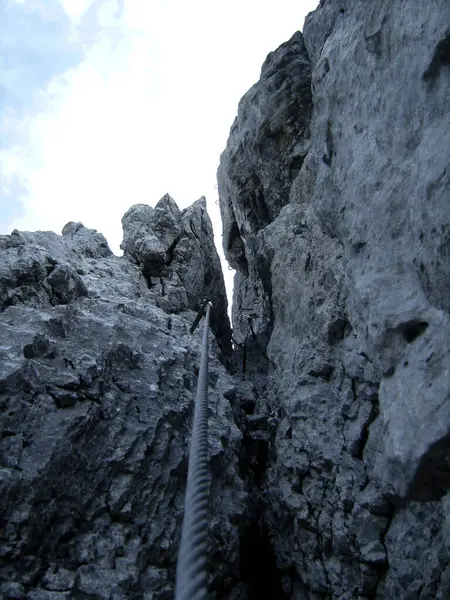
left=218, top=0, right=450, bottom=598
left=0, top=198, right=248, bottom=599
left=1, top=1, right=450, bottom=599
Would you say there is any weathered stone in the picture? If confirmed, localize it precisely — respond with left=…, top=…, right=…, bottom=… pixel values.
left=134, top=233, right=168, bottom=269
left=42, top=565, right=76, bottom=591
left=0, top=203, right=244, bottom=598
left=47, top=264, right=88, bottom=305
left=151, top=193, right=182, bottom=249
left=218, top=31, right=312, bottom=273
left=23, top=333, right=57, bottom=359
left=26, top=592, right=70, bottom=600
left=217, top=0, right=450, bottom=597
left=0, top=580, right=25, bottom=599
left=1, top=1, right=450, bottom=598
left=120, top=195, right=181, bottom=270
left=174, top=197, right=232, bottom=354
left=61, top=221, right=112, bottom=258
left=120, top=195, right=232, bottom=355
left=73, top=565, right=117, bottom=597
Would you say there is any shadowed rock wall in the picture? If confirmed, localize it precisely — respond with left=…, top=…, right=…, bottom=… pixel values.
left=218, top=1, right=450, bottom=597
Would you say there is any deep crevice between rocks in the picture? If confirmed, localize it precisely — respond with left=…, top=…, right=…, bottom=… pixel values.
left=236, top=407, right=287, bottom=599
left=239, top=433, right=268, bottom=488
left=358, top=393, right=380, bottom=460
left=239, top=521, right=288, bottom=600
left=369, top=503, right=396, bottom=598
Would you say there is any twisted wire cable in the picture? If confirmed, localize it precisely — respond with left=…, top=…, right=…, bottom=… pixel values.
left=175, top=302, right=212, bottom=600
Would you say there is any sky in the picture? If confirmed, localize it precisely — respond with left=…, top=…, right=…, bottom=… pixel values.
left=0, top=0, right=318, bottom=298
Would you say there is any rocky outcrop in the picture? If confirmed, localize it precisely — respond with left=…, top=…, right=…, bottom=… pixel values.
left=219, top=31, right=312, bottom=351
left=218, top=1, right=450, bottom=598
left=0, top=198, right=245, bottom=599
left=121, top=194, right=232, bottom=356
left=2, top=2, right=450, bottom=598
left=218, top=31, right=313, bottom=369
left=0, top=224, right=110, bottom=311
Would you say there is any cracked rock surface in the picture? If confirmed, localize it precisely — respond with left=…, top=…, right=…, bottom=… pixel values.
left=218, top=0, right=450, bottom=597
left=0, top=200, right=245, bottom=599
left=121, top=194, right=232, bottom=356
left=2, top=1, right=450, bottom=598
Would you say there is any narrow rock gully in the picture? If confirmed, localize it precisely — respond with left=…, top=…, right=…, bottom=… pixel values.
left=225, top=346, right=287, bottom=599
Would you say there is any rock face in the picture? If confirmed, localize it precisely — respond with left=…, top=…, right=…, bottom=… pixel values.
left=1, top=2, right=450, bottom=598
left=218, top=1, right=450, bottom=598
left=121, top=194, right=232, bottom=356
left=219, top=31, right=312, bottom=275
left=0, top=199, right=247, bottom=599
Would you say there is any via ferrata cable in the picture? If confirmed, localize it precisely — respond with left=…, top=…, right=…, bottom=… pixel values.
left=175, top=302, right=212, bottom=600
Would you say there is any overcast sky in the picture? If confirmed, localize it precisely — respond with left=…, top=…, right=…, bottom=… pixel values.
left=0, top=0, right=318, bottom=295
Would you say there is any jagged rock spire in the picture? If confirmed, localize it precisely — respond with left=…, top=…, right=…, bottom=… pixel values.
left=121, top=194, right=232, bottom=354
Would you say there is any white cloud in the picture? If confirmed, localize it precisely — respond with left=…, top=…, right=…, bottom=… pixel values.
left=57, top=0, right=95, bottom=20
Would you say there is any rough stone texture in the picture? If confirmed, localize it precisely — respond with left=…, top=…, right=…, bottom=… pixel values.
left=0, top=203, right=245, bottom=598
left=218, top=1, right=450, bottom=598
left=121, top=194, right=232, bottom=356
left=219, top=31, right=312, bottom=275
left=0, top=225, right=111, bottom=311
left=2, top=2, right=450, bottom=598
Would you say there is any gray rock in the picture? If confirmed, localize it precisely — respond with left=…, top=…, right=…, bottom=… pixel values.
left=0, top=581, right=25, bottom=599
left=121, top=195, right=232, bottom=354
left=47, top=264, right=88, bottom=305
left=73, top=564, right=118, bottom=597
left=42, top=565, right=76, bottom=590
left=61, top=221, right=112, bottom=258
left=120, top=195, right=181, bottom=273
left=26, top=591, right=70, bottom=600
left=1, top=0, right=450, bottom=598
left=218, top=31, right=312, bottom=273
left=0, top=205, right=245, bottom=598
left=151, top=193, right=182, bottom=249
left=0, top=224, right=109, bottom=311
left=175, top=197, right=232, bottom=354
left=217, top=0, right=450, bottom=597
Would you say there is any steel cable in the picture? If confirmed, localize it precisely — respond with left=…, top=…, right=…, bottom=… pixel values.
left=175, top=302, right=212, bottom=600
